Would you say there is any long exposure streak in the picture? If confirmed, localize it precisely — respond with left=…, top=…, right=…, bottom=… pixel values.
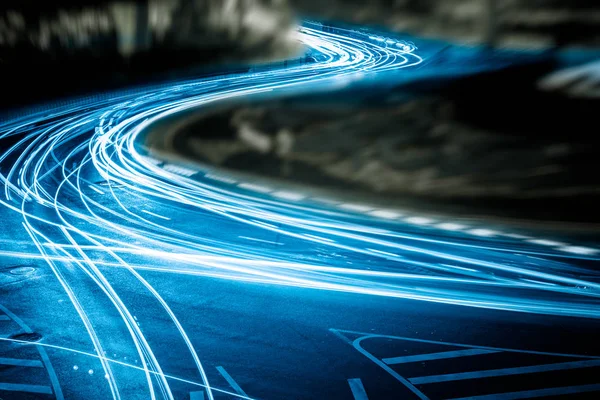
left=0, top=22, right=598, bottom=400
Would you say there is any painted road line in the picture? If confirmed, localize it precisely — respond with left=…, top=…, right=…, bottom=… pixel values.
left=368, top=209, right=402, bottom=219
left=272, top=191, right=306, bottom=201
left=448, top=383, right=600, bottom=400
left=383, top=348, right=498, bottom=365
left=204, top=174, right=236, bottom=184
left=352, top=336, right=429, bottom=400
left=190, top=391, right=205, bottom=400
left=348, top=378, right=369, bottom=400
left=410, top=359, right=600, bottom=385
left=216, top=366, right=248, bottom=397
left=340, top=203, right=373, bottom=213
left=238, top=183, right=272, bottom=193
left=504, top=233, right=530, bottom=240
left=0, top=303, right=64, bottom=400
left=468, top=229, right=498, bottom=237
left=163, top=164, right=197, bottom=177
left=312, top=197, right=339, bottom=205
left=405, top=217, right=434, bottom=226
left=329, top=328, right=352, bottom=345
left=0, top=357, right=44, bottom=368
left=436, top=223, right=468, bottom=231
left=331, top=329, right=600, bottom=400
left=558, top=246, right=598, bottom=256
left=527, top=239, right=565, bottom=247
left=0, top=382, right=53, bottom=394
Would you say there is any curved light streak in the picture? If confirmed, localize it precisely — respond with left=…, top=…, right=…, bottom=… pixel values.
left=0, top=21, right=598, bottom=399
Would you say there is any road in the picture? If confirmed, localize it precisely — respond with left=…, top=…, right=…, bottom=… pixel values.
left=0, top=21, right=599, bottom=400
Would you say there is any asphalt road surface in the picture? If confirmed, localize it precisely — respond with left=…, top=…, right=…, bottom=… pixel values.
left=0, top=21, right=599, bottom=400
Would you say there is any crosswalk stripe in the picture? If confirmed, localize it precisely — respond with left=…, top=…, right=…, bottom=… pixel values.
left=0, top=303, right=64, bottom=400
left=0, top=357, right=44, bottom=368
left=383, top=348, right=498, bottom=365
left=189, top=391, right=205, bottom=400
left=348, top=378, right=369, bottom=400
left=333, top=329, right=600, bottom=400
left=216, top=366, right=248, bottom=397
left=410, top=359, right=600, bottom=385
left=448, top=383, right=600, bottom=400
left=0, top=382, right=53, bottom=394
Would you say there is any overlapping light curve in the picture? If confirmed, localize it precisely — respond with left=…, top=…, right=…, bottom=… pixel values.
left=0, top=21, right=599, bottom=400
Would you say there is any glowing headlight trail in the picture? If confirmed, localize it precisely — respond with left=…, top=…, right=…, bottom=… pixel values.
left=0, top=21, right=598, bottom=400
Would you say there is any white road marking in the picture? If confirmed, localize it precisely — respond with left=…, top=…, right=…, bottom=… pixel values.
left=216, top=366, right=248, bottom=397
left=527, top=239, right=565, bottom=247
left=450, top=384, right=600, bottom=400
left=437, top=223, right=467, bottom=231
left=190, top=391, right=205, bottom=400
left=273, top=191, right=306, bottom=201
left=558, top=246, right=598, bottom=256
left=348, top=378, right=369, bottom=400
left=368, top=209, right=402, bottom=219
left=468, top=229, right=498, bottom=237
left=0, top=357, right=44, bottom=368
left=340, top=203, right=373, bottom=212
left=0, top=303, right=64, bottom=400
left=312, top=197, right=339, bottom=205
left=410, top=359, right=600, bottom=385
left=504, top=233, right=530, bottom=240
left=204, top=174, right=236, bottom=184
left=0, top=383, right=53, bottom=394
left=405, top=217, right=434, bottom=225
left=163, top=163, right=197, bottom=177
left=238, top=183, right=272, bottom=193
left=383, top=349, right=498, bottom=365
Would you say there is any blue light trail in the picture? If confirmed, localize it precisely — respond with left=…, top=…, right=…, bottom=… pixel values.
left=0, top=21, right=598, bottom=400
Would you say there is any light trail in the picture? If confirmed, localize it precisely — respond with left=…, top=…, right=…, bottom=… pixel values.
left=0, top=21, right=598, bottom=399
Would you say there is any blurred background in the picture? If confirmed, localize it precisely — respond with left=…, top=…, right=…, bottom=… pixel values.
left=2, top=0, right=599, bottom=227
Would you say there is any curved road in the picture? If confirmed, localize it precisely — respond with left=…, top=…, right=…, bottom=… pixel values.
left=0, top=21, right=599, bottom=400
